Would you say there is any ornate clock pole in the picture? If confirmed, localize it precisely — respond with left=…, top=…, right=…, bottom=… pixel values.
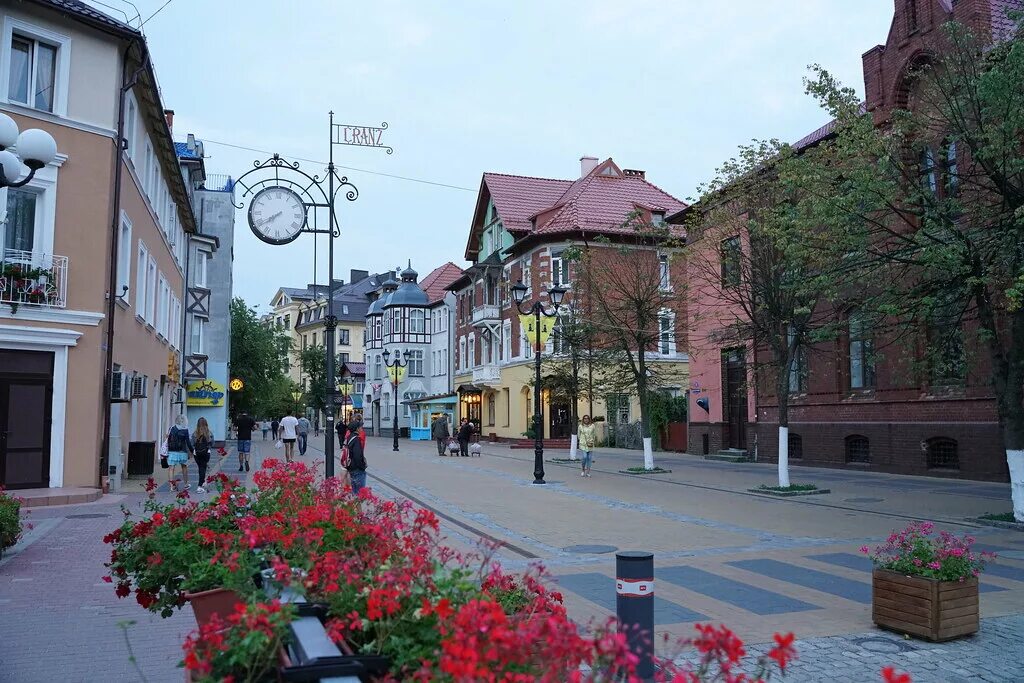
left=234, top=113, right=391, bottom=480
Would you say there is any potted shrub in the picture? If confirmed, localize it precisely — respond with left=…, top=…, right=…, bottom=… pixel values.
left=863, top=521, right=994, bottom=641
left=0, top=487, right=23, bottom=559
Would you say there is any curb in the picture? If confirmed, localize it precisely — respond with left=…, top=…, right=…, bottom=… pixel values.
left=748, top=487, right=831, bottom=497
left=618, top=468, right=674, bottom=475
left=967, top=517, right=1024, bottom=532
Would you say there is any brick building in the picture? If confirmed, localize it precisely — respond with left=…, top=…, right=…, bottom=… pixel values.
left=675, top=0, right=1022, bottom=481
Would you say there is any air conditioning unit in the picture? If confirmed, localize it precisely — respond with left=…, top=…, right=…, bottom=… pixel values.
left=130, top=375, right=148, bottom=399
left=110, top=371, right=130, bottom=402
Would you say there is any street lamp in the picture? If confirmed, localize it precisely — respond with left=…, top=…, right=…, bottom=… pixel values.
left=382, top=348, right=410, bottom=452
left=291, top=390, right=303, bottom=411
left=512, top=281, right=566, bottom=484
left=336, top=378, right=354, bottom=424
left=0, top=113, right=58, bottom=188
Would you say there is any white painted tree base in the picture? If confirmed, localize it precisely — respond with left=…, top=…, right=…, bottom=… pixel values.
left=569, top=434, right=579, bottom=461
left=778, top=425, right=791, bottom=488
left=1008, top=449, right=1024, bottom=522
left=643, top=437, right=654, bottom=470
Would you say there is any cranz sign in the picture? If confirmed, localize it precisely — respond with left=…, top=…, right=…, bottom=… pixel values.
left=331, top=121, right=393, bottom=154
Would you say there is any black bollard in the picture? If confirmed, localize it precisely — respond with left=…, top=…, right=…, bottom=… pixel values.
left=616, top=551, right=655, bottom=679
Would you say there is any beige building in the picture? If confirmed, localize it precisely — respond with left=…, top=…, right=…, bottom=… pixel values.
left=0, top=1, right=196, bottom=492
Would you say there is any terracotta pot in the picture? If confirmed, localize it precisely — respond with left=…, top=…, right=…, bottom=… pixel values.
left=872, top=568, right=979, bottom=641
left=184, top=587, right=244, bottom=626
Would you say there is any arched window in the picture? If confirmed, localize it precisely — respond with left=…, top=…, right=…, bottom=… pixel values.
left=926, top=437, right=959, bottom=469
left=787, top=432, right=803, bottom=460
left=845, top=435, right=871, bottom=464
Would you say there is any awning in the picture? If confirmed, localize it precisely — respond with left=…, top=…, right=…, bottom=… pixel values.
left=456, top=384, right=483, bottom=394
left=351, top=396, right=363, bottom=409
left=403, top=392, right=458, bottom=406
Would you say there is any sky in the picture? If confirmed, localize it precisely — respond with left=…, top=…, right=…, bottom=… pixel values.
left=90, top=0, right=895, bottom=313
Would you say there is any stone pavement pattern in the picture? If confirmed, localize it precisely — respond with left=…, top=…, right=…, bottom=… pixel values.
left=2, top=437, right=1024, bottom=681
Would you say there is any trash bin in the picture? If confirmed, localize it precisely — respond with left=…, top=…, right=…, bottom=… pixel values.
left=127, top=441, right=156, bottom=476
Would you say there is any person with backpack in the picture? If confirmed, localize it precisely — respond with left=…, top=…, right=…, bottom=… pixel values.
left=193, top=417, right=214, bottom=493
left=296, top=414, right=311, bottom=456
left=343, top=415, right=368, bottom=494
left=165, top=414, right=194, bottom=491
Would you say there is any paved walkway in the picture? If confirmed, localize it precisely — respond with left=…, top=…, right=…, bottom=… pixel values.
left=2, top=437, right=1022, bottom=681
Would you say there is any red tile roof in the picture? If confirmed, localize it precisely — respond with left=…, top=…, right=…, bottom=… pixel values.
left=990, top=0, right=1024, bottom=42
left=420, top=262, right=464, bottom=304
left=482, top=159, right=685, bottom=240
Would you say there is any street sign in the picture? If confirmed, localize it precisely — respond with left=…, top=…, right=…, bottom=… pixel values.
left=229, top=378, right=244, bottom=391
left=331, top=121, right=393, bottom=154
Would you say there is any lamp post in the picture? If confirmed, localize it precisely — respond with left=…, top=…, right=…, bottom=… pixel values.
left=0, top=113, right=58, bottom=189
left=337, top=379, right=354, bottom=425
left=512, top=281, right=566, bottom=484
left=291, top=390, right=303, bottom=412
left=382, top=348, right=410, bottom=452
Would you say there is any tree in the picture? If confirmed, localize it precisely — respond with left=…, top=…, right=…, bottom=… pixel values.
left=799, top=18, right=1024, bottom=518
left=685, top=140, right=857, bottom=487
left=229, top=298, right=292, bottom=418
left=299, top=344, right=329, bottom=419
left=573, top=213, right=685, bottom=469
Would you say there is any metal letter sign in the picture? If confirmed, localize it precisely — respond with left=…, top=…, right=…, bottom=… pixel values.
left=332, top=121, right=393, bottom=154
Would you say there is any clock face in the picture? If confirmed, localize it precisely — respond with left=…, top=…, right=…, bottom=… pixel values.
left=247, top=187, right=307, bottom=245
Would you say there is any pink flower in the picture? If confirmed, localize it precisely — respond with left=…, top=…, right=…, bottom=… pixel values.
left=860, top=546, right=869, bottom=554
left=912, top=558, right=923, bottom=567
left=928, top=561, right=941, bottom=570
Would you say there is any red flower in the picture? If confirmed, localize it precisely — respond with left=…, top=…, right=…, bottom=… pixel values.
left=115, top=582, right=131, bottom=598
left=882, top=666, right=912, bottom=683
left=768, top=631, right=796, bottom=672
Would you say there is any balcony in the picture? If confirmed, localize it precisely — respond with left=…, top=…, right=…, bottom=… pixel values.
left=0, top=249, right=68, bottom=310
left=471, top=303, right=500, bottom=327
left=472, top=363, right=501, bottom=386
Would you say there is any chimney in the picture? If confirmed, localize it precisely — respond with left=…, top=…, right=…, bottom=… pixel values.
left=580, top=156, right=598, bottom=177
left=623, top=169, right=646, bottom=179
left=350, top=269, right=369, bottom=283
left=164, top=109, right=174, bottom=133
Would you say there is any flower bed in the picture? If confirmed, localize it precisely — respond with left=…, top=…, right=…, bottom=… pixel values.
left=0, top=487, right=23, bottom=558
left=105, top=461, right=913, bottom=681
left=863, top=522, right=993, bottom=641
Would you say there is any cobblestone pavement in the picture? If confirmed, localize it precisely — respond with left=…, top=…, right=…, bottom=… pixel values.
left=3, top=437, right=1023, bottom=681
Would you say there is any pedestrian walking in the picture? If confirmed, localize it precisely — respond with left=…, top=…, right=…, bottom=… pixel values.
left=578, top=414, right=597, bottom=478
left=314, top=419, right=321, bottom=437
left=343, top=415, right=368, bottom=494
left=234, top=411, right=255, bottom=472
left=296, top=414, right=311, bottom=455
left=165, top=414, right=194, bottom=491
left=261, top=419, right=269, bottom=440
left=457, top=417, right=474, bottom=457
left=280, top=411, right=298, bottom=463
left=431, top=414, right=450, bottom=456
left=193, top=417, right=214, bottom=493
left=271, top=419, right=280, bottom=441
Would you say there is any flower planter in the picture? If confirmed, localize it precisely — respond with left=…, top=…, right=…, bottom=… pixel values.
left=185, top=648, right=291, bottom=682
left=872, top=568, right=979, bottom=642
left=184, top=587, right=244, bottom=626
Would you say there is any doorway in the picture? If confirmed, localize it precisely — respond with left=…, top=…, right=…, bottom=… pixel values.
left=0, top=350, right=53, bottom=489
left=723, top=349, right=747, bottom=450
left=549, top=402, right=571, bottom=438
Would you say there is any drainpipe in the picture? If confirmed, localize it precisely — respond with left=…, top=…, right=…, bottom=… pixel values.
left=99, top=40, right=146, bottom=490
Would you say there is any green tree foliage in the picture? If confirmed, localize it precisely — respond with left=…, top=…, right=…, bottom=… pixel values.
left=798, top=18, right=1024, bottom=518
left=228, top=298, right=292, bottom=419
left=299, top=344, right=329, bottom=415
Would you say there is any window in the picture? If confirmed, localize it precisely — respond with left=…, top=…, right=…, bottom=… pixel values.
left=145, top=256, right=157, bottom=324
left=787, top=433, right=803, bottom=459
left=339, top=329, right=350, bottom=345
left=926, top=437, right=959, bottom=469
left=503, top=320, right=511, bottom=361
left=659, top=310, right=676, bottom=355
left=124, top=93, right=137, bottom=160
left=552, top=314, right=570, bottom=355
left=521, top=259, right=532, bottom=291
left=192, top=250, right=208, bottom=288
left=4, top=188, right=37, bottom=252
left=551, top=249, right=570, bottom=286
left=928, top=297, right=965, bottom=386
left=408, top=350, right=424, bottom=376
left=944, top=139, right=959, bottom=196
left=906, top=0, right=918, bottom=32
left=606, top=393, right=630, bottom=424
left=339, top=352, right=349, bottom=365
left=848, top=310, right=875, bottom=389
left=8, top=33, right=57, bottom=112
left=459, top=336, right=467, bottom=371
left=190, top=316, right=204, bottom=355
left=143, top=142, right=155, bottom=198
left=520, top=325, right=533, bottom=359
left=659, top=253, right=671, bottom=290
left=135, top=242, right=149, bottom=313
left=374, top=354, right=383, bottom=380
left=721, top=236, right=741, bottom=287
left=787, top=325, right=807, bottom=393
left=156, top=275, right=169, bottom=337
left=920, top=147, right=937, bottom=195
left=487, top=393, right=495, bottom=425
left=652, top=211, right=665, bottom=226
left=845, top=435, right=870, bottom=464
left=410, top=309, right=425, bottom=333
left=284, top=314, right=290, bottom=330
left=468, top=334, right=476, bottom=367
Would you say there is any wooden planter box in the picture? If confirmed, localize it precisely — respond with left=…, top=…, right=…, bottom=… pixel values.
left=184, top=587, right=244, bottom=627
left=872, top=569, right=979, bottom=641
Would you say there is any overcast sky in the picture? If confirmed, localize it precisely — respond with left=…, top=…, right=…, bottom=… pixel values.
left=94, top=1, right=894, bottom=312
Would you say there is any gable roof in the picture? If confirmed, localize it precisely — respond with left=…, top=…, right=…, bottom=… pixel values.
left=419, top=262, right=463, bottom=304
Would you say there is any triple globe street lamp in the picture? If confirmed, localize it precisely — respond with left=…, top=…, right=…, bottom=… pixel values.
left=0, top=113, right=58, bottom=189
left=382, top=348, right=410, bottom=452
left=511, top=281, right=566, bottom=484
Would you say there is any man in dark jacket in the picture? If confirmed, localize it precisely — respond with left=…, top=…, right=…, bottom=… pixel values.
left=457, top=418, right=474, bottom=457
left=431, top=415, right=450, bottom=456
left=344, top=416, right=368, bottom=493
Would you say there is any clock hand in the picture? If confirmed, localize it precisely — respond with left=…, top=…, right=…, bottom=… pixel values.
left=255, top=211, right=283, bottom=229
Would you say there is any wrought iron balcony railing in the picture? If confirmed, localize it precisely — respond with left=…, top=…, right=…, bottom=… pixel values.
left=0, top=249, right=68, bottom=310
